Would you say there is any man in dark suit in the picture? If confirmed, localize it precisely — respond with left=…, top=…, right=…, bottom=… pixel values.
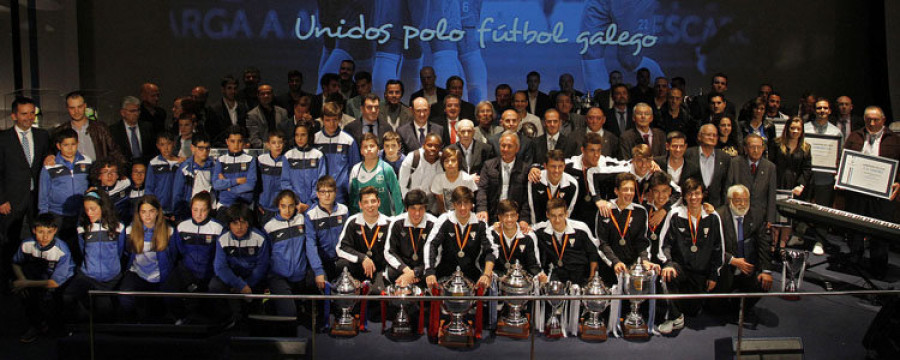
left=344, top=93, right=393, bottom=144
left=842, top=106, right=900, bottom=278
left=207, top=75, right=249, bottom=146
left=653, top=131, right=699, bottom=187
left=591, top=70, right=623, bottom=113
left=310, top=73, right=341, bottom=120
left=110, top=96, right=157, bottom=165
left=684, top=124, right=730, bottom=207
left=429, top=76, right=475, bottom=122
left=431, top=94, right=467, bottom=148
left=491, top=84, right=514, bottom=120
left=574, top=107, right=620, bottom=159
left=489, top=110, right=536, bottom=166
left=396, top=97, right=443, bottom=153
left=274, top=70, right=312, bottom=113
left=139, top=82, right=168, bottom=134
left=408, top=66, right=447, bottom=107
left=619, top=103, right=667, bottom=159
left=447, top=119, right=493, bottom=175
left=0, top=97, right=51, bottom=289
left=714, top=184, right=773, bottom=322
left=725, top=134, right=777, bottom=226
left=689, top=73, right=737, bottom=122
left=604, top=84, right=633, bottom=137
left=525, top=71, right=552, bottom=117
left=476, top=132, right=531, bottom=224
left=835, top=96, right=864, bottom=142
left=534, top=109, right=578, bottom=164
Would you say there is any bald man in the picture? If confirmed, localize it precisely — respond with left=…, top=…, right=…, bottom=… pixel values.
left=488, top=109, right=536, bottom=165
left=139, top=82, right=169, bottom=134
left=396, top=97, right=443, bottom=153
left=246, top=84, right=289, bottom=148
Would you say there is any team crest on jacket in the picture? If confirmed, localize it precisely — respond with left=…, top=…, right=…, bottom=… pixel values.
left=79, top=164, right=88, bottom=172
left=310, top=159, right=316, bottom=167
left=240, top=163, right=247, bottom=171
left=337, top=145, right=343, bottom=152
left=248, top=247, right=255, bottom=255
left=205, top=235, right=213, bottom=243
left=296, top=225, right=305, bottom=232
left=336, top=216, right=343, bottom=224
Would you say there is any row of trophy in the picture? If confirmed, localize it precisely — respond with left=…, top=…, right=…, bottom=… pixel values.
left=328, top=254, right=807, bottom=343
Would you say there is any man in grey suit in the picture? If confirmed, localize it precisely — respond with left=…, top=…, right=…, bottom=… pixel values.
left=246, top=84, right=288, bottom=148
left=380, top=80, right=413, bottom=131
left=0, top=97, right=51, bottom=289
left=396, top=97, right=443, bottom=153
left=714, top=184, right=773, bottom=324
left=447, top=120, right=493, bottom=176
left=344, top=93, right=393, bottom=145
left=534, top=109, right=578, bottom=164
left=619, top=103, right=667, bottom=159
left=684, top=124, right=730, bottom=207
left=725, top=134, right=777, bottom=226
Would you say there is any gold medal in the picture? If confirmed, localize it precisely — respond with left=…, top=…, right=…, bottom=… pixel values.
left=619, top=239, right=626, bottom=246
left=650, top=233, right=657, bottom=240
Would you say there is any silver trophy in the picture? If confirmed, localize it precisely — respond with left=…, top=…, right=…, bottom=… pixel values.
left=623, top=262, right=652, bottom=339
left=384, top=283, right=423, bottom=338
left=439, top=267, right=476, bottom=347
left=580, top=272, right=610, bottom=340
left=497, top=261, right=534, bottom=338
left=542, top=280, right=569, bottom=339
left=330, top=267, right=362, bottom=336
left=781, top=249, right=809, bottom=293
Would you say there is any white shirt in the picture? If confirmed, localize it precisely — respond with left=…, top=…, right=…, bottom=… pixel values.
left=398, top=148, right=444, bottom=197
left=547, top=133, right=559, bottom=151
left=225, top=100, right=239, bottom=125
left=862, top=129, right=885, bottom=156
left=431, top=171, right=478, bottom=211
left=699, top=147, right=716, bottom=187
left=667, top=159, right=684, bottom=184
left=16, top=127, right=34, bottom=189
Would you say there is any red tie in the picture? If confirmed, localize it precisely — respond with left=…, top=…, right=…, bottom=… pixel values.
left=450, top=120, right=457, bottom=143
left=642, top=133, right=650, bottom=146
left=751, top=163, right=757, bottom=175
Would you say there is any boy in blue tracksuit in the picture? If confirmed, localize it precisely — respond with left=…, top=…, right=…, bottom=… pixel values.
left=304, top=175, right=349, bottom=280
left=314, top=102, right=360, bottom=205
left=172, top=133, right=217, bottom=220
left=257, top=131, right=286, bottom=224
left=40, top=128, right=92, bottom=260
left=163, top=192, right=224, bottom=323
left=12, top=214, right=74, bottom=343
left=91, top=158, right=133, bottom=224
left=264, top=190, right=326, bottom=317
left=213, top=126, right=257, bottom=211
left=63, top=191, right=124, bottom=323
left=210, top=203, right=270, bottom=321
left=146, top=132, right=184, bottom=218
left=281, top=122, right=326, bottom=214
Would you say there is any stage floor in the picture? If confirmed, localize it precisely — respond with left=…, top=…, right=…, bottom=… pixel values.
left=1, top=236, right=896, bottom=359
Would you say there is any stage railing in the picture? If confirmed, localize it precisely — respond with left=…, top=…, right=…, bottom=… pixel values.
left=87, top=289, right=900, bottom=360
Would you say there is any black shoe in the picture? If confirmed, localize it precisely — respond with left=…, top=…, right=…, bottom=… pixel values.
left=20, top=326, right=41, bottom=343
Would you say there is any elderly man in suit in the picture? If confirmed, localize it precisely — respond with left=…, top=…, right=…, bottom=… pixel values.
left=575, top=107, right=620, bottom=159
left=344, top=93, right=393, bottom=145
left=246, top=84, right=289, bottom=148
left=396, top=97, right=443, bottom=153
left=0, top=97, right=51, bottom=290
left=477, top=132, right=531, bottom=224
left=713, top=184, right=773, bottom=325
left=447, top=119, right=493, bottom=176
left=684, top=124, right=730, bottom=207
left=726, top=134, right=777, bottom=227
left=110, top=96, right=157, bottom=165
left=619, top=103, right=667, bottom=159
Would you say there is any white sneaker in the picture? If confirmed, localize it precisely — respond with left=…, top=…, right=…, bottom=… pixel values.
left=658, top=314, right=685, bottom=335
left=812, top=242, right=825, bottom=256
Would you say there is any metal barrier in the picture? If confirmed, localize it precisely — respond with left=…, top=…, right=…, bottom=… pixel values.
left=87, top=289, right=900, bottom=360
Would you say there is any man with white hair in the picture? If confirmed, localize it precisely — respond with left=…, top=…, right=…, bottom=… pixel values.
left=447, top=119, right=493, bottom=176
left=708, top=184, right=773, bottom=328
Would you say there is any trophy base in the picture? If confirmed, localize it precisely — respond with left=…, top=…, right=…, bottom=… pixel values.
left=579, top=323, right=607, bottom=342
left=438, top=320, right=475, bottom=348
left=330, top=316, right=360, bottom=337
left=496, top=317, right=531, bottom=339
left=544, top=325, right=564, bottom=339
left=623, top=323, right=650, bottom=340
left=386, top=326, right=419, bottom=341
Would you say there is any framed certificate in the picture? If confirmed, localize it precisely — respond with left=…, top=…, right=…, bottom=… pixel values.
left=836, top=149, right=899, bottom=200
left=773, top=120, right=787, bottom=138
left=805, top=134, right=843, bottom=172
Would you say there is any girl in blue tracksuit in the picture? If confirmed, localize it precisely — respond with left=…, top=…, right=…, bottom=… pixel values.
left=281, top=122, right=327, bottom=214
left=145, top=132, right=185, bottom=217
left=63, top=190, right=124, bottom=322
left=257, top=131, right=286, bottom=225
left=210, top=203, right=270, bottom=321
left=118, top=195, right=180, bottom=322
left=90, top=158, right=133, bottom=225
left=163, top=192, right=224, bottom=322
left=264, top=190, right=326, bottom=317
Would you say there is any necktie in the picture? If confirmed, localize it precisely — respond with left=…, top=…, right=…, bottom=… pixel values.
left=618, top=112, right=626, bottom=130
left=549, top=136, right=556, bottom=150
left=21, top=131, right=31, bottom=165
left=129, top=126, right=142, bottom=159
left=450, top=120, right=457, bottom=143
left=642, top=133, right=650, bottom=145
left=366, top=124, right=375, bottom=136
left=750, top=163, right=757, bottom=175
left=736, top=216, right=745, bottom=258
left=418, top=127, right=425, bottom=145
left=868, top=133, right=878, bottom=146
